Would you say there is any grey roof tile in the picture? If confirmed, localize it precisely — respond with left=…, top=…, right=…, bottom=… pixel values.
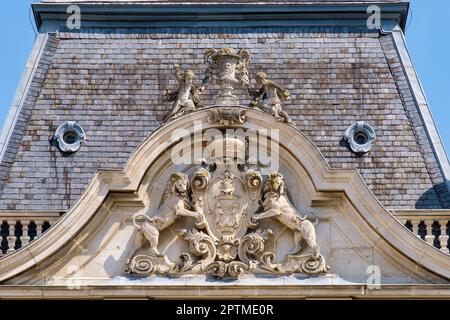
left=0, top=27, right=448, bottom=211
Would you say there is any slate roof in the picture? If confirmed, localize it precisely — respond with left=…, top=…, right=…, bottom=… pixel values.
left=0, top=0, right=449, bottom=212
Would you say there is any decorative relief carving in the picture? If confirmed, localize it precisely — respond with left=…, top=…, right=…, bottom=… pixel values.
left=163, top=64, right=203, bottom=122
left=208, top=107, right=246, bottom=125
left=203, top=48, right=251, bottom=106
left=163, top=48, right=296, bottom=125
left=130, top=172, right=206, bottom=258
left=249, top=72, right=294, bottom=125
left=255, top=172, right=319, bottom=257
left=126, top=137, right=328, bottom=279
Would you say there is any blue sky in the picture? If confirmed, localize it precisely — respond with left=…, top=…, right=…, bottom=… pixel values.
left=0, top=0, right=449, bottom=156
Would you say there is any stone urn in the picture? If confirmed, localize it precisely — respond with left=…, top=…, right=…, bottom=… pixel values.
left=203, top=48, right=250, bottom=106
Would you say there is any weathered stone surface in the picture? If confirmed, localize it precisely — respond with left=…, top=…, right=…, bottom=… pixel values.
left=0, top=28, right=448, bottom=211
left=2, top=109, right=448, bottom=287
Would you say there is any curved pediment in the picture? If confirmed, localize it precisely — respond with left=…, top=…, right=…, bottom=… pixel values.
left=0, top=107, right=449, bottom=288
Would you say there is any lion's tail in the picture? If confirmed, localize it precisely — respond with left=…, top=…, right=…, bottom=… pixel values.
left=313, top=244, right=320, bottom=259
left=299, top=213, right=319, bottom=226
left=132, top=213, right=150, bottom=231
left=310, top=215, right=319, bottom=226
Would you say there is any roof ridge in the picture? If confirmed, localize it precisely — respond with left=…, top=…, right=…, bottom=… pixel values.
left=41, top=0, right=408, bottom=2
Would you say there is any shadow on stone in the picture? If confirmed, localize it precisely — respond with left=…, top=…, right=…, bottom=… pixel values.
left=415, top=182, right=450, bottom=209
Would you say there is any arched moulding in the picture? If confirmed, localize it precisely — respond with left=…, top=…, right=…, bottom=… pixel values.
left=53, top=121, right=86, bottom=153
left=0, top=107, right=449, bottom=287
left=344, top=121, right=376, bottom=154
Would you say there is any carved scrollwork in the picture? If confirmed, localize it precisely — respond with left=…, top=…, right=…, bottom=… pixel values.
left=190, top=168, right=210, bottom=228
left=208, top=107, right=246, bottom=125
left=169, top=253, right=196, bottom=274
left=205, top=260, right=257, bottom=279
left=258, top=252, right=287, bottom=274
left=243, top=170, right=262, bottom=229
left=125, top=254, right=174, bottom=276
left=238, top=229, right=285, bottom=274
left=238, top=229, right=271, bottom=263
left=180, top=229, right=216, bottom=267
left=205, top=261, right=227, bottom=278
left=167, top=230, right=217, bottom=276
left=216, top=237, right=240, bottom=263
left=227, top=260, right=257, bottom=278
left=244, top=170, right=262, bottom=201
left=126, top=162, right=328, bottom=278
left=299, top=255, right=328, bottom=274
left=191, top=168, right=210, bottom=192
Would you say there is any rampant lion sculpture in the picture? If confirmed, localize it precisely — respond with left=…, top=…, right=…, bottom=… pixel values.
left=253, top=172, right=320, bottom=258
left=132, top=172, right=206, bottom=257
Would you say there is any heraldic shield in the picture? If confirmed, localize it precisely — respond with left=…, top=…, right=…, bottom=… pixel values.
left=195, top=161, right=263, bottom=263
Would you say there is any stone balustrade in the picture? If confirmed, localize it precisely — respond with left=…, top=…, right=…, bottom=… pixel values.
left=391, top=210, right=450, bottom=254
left=0, top=211, right=61, bottom=257
left=0, top=209, right=448, bottom=257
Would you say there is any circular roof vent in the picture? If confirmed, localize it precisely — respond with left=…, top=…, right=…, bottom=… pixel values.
left=344, top=121, right=376, bottom=154
left=54, top=121, right=86, bottom=153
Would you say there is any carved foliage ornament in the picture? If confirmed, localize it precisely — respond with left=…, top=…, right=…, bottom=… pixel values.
left=126, top=140, right=328, bottom=279
left=208, top=107, right=246, bottom=125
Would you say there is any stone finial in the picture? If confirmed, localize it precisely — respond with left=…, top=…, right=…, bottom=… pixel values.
left=202, top=48, right=251, bottom=106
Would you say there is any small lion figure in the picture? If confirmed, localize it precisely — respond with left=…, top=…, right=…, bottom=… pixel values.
left=252, top=172, right=320, bottom=258
left=133, top=172, right=205, bottom=257
left=249, top=72, right=294, bottom=125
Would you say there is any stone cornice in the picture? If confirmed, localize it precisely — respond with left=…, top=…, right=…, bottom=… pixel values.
left=0, top=283, right=448, bottom=299
left=32, top=1, right=409, bottom=32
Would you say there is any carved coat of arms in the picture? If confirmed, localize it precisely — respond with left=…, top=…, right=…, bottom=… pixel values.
left=125, top=47, right=326, bottom=279
left=126, top=136, right=328, bottom=279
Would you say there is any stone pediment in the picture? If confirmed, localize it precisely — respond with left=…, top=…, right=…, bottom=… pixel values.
left=0, top=107, right=448, bottom=297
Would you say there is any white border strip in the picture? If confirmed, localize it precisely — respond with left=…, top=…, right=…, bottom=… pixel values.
left=391, top=26, right=450, bottom=193
left=0, top=34, right=49, bottom=164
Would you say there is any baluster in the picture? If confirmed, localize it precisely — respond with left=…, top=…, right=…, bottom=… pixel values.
left=6, top=220, right=17, bottom=254
left=35, top=221, right=44, bottom=238
left=438, top=220, right=449, bottom=254
left=411, top=220, right=421, bottom=238
left=424, top=220, right=435, bottom=246
left=0, top=220, right=4, bottom=256
left=20, top=220, right=30, bottom=247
